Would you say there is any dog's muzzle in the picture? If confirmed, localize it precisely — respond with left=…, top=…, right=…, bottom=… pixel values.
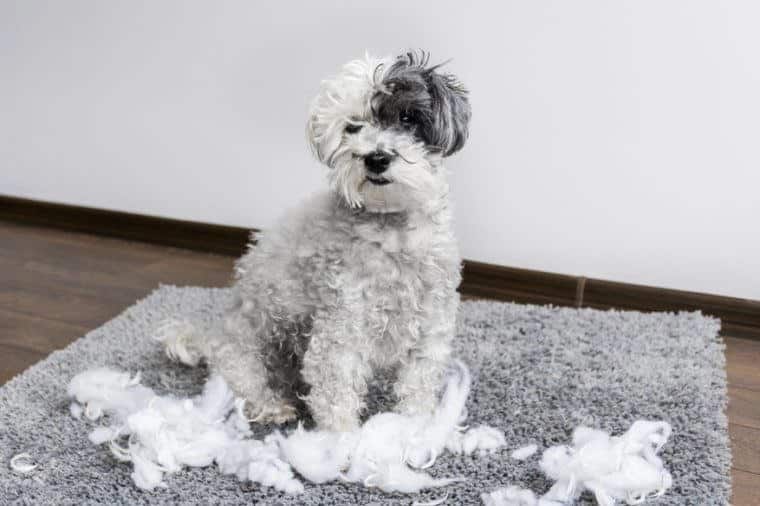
left=363, top=150, right=393, bottom=174
left=363, top=150, right=394, bottom=185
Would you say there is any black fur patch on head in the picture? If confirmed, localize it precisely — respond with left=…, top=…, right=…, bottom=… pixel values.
left=371, top=51, right=471, bottom=157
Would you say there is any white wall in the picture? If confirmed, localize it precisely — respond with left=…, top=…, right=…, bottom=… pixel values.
left=2, top=1, right=759, bottom=299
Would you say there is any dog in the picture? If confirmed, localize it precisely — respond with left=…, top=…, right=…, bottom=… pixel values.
left=162, top=51, right=471, bottom=432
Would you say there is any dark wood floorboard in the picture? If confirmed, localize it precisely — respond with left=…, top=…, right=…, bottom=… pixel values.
left=0, top=220, right=757, bottom=504
left=727, top=336, right=760, bottom=391
left=0, top=221, right=234, bottom=384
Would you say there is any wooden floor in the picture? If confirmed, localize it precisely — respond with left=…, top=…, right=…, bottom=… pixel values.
left=1, top=220, right=758, bottom=504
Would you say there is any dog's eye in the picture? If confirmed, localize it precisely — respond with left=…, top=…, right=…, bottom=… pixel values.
left=399, top=110, right=416, bottom=126
left=344, top=123, right=363, bottom=134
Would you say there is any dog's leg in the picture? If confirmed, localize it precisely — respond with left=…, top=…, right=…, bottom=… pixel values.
left=394, top=339, right=452, bottom=416
left=394, top=288, right=459, bottom=416
left=301, top=312, right=371, bottom=431
left=213, top=311, right=299, bottom=424
left=161, top=312, right=297, bottom=424
left=210, top=340, right=298, bottom=424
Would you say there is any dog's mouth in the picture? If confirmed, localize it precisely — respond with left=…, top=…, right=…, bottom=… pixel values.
left=366, top=176, right=392, bottom=186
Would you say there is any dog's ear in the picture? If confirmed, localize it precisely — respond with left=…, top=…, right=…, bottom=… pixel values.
left=424, top=69, right=471, bottom=157
left=306, top=110, right=338, bottom=167
left=306, top=112, right=325, bottom=164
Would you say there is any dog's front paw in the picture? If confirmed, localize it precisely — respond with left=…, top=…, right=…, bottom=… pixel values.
left=309, top=404, right=360, bottom=433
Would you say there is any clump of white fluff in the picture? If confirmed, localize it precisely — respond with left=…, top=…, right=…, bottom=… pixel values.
left=68, top=368, right=153, bottom=421
left=482, top=420, right=673, bottom=506
left=481, top=485, right=539, bottom=506
left=68, top=369, right=302, bottom=493
left=280, top=360, right=504, bottom=493
left=509, top=444, right=538, bottom=461
left=447, top=426, right=509, bottom=457
left=69, top=360, right=505, bottom=495
left=9, top=453, right=39, bottom=474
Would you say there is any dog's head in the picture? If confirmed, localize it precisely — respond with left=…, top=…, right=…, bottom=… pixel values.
left=307, top=51, right=471, bottom=213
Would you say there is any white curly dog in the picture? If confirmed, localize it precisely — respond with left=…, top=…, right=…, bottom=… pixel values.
left=162, top=51, right=471, bottom=432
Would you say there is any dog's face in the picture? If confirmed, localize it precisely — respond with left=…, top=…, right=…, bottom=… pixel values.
left=307, top=52, right=471, bottom=213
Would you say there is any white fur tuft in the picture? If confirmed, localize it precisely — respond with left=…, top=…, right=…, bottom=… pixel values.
left=155, top=319, right=204, bottom=367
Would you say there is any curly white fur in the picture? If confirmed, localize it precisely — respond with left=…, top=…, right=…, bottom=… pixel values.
left=158, top=52, right=469, bottom=431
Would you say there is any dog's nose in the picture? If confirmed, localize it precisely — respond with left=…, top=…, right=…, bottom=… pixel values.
left=363, top=150, right=393, bottom=174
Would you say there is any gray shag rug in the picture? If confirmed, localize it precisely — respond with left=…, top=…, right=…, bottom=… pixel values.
left=0, top=286, right=730, bottom=505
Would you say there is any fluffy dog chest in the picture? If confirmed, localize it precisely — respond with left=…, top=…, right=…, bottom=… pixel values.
left=345, top=220, right=448, bottom=363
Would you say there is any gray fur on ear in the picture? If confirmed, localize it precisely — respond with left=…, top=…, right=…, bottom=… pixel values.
left=423, top=63, right=471, bottom=157
left=373, top=51, right=471, bottom=157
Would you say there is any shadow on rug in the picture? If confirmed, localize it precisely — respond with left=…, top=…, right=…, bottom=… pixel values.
left=0, top=286, right=730, bottom=505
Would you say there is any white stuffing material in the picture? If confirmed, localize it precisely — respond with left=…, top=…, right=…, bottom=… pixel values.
left=215, top=434, right=304, bottom=494
left=412, top=492, right=450, bottom=506
left=482, top=420, right=673, bottom=506
left=447, top=425, right=507, bottom=456
left=68, top=368, right=153, bottom=421
left=540, top=421, right=673, bottom=505
left=510, top=444, right=538, bottom=461
left=68, top=360, right=506, bottom=495
left=69, top=402, right=83, bottom=419
left=481, top=485, right=538, bottom=506
left=10, top=453, right=38, bottom=474
left=280, top=361, right=505, bottom=493
left=68, top=370, right=301, bottom=493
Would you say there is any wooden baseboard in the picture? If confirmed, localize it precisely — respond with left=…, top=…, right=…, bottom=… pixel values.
left=461, top=261, right=760, bottom=339
left=2, top=194, right=758, bottom=339
left=0, top=195, right=251, bottom=256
